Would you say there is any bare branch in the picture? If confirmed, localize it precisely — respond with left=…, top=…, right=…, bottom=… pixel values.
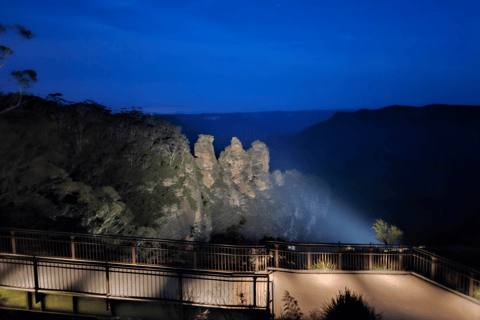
left=0, top=45, right=13, bottom=69
left=0, top=70, right=38, bottom=113
left=14, top=24, right=35, bottom=39
left=0, top=24, right=35, bottom=70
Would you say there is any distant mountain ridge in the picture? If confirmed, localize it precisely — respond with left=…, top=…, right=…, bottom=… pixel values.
left=155, top=110, right=356, bottom=157
left=265, top=104, right=480, bottom=249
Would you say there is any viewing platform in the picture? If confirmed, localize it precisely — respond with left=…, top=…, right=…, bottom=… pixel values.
left=1, top=228, right=479, bottom=319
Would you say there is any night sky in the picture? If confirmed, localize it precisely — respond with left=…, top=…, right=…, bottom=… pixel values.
left=1, top=0, right=479, bottom=114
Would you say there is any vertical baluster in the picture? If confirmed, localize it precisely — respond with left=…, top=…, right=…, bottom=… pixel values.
left=71, top=236, right=75, bottom=259
left=468, top=271, right=475, bottom=297
left=399, top=249, right=404, bottom=271
left=11, top=231, right=16, bottom=254
left=338, top=252, right=342, bottom=270
left=307, top=246, right=311, bottom=270
left=274, top=244, right=279, bottom=268
left=431, top=256, right=436, bottom=280
left=369, top=248, right=373, bottom=270
left=193, top=245, right=197, bottom=269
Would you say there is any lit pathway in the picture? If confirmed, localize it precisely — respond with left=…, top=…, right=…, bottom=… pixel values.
left=271, top=271, right=480, bottom=320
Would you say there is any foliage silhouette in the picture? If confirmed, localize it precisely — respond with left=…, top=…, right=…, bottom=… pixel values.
left=277, top=290, right=304, bottom=320
left=0, top=23, right=35, bottom=69
left=372, top=219, right=403, bottom=245
left=0, top=23, right=36, bottom=112
left=314, top=286, right=383, bottom=320
left=0, top=92, right=188, bottom=236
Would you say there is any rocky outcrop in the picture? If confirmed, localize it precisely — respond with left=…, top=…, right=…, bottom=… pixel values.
left=194, top=135, right=221, bottom=188
left=273, top=170, right=285, bottom=186
left=194, top=136, right=272, bottom=207
left=219, top=137, right=256, bottom=201
left=247, top=141, right=270, bottom=191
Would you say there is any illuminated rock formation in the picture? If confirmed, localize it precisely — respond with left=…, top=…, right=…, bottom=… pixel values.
left=194, top=134, right=220, bottom=188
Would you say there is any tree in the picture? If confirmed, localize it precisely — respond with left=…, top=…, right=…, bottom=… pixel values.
left=0, top=23, right=36, bottom=113
left=46, top=93, right=74, bottom=107
left=0, top=70, right=38, bottom=113
left=0, top=23, right=35, bottom=69
left=372, top=219, right=403, bottom=245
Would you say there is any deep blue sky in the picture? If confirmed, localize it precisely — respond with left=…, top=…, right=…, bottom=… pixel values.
left=1, top=0, right=479, bottom=114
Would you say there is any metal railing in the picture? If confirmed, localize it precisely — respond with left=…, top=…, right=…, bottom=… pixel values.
left=0, top=229, right=415, bottom=272
left=0, top=254, right=269, bottom=310
left=410, top=247, right=480, bottom=298
left=0, top=228, right=270, bottom=272
left=1, top=228, right=479, bottom=302
left=264, top=242, right=414, bottom=271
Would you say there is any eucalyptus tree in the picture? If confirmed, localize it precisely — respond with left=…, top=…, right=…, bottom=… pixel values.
left=0, top=23, right=37, bottom=113
left=372, top=219, right=404, bottom=245
left=0, top=69, right=37, bottom=113
left=0, top=23, right=35, bottom=69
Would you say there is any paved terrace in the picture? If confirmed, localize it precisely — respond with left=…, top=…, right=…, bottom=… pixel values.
left=272, top=271, right=480, bottom=320
left=0, top=228, right=479, bottom=319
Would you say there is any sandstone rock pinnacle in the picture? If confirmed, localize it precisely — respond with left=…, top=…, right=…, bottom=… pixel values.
left=247, top=140, right=270, bottom=191
left=194, top=134, right=221, bottom=188
left=219, top=137, right=256, bottom=199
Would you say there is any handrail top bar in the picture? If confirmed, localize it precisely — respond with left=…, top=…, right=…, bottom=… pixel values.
left=0, top=253, right=269, bottom=277
left=0, top=227, right=264, bottom=248
left=1, top=227, right=418, bottom=248
left=267, top=240, right=415, bottom=248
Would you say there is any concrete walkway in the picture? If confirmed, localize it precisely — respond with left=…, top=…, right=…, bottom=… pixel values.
left=271, top=271, right=480, bottom=320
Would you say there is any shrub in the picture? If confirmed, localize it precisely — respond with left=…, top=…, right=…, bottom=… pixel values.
left=372, top=263, right=393, bottom=270
left=315, top=286, right=383, bottom=320
left=277, top=290, right=304, bottom=320
left=312, top=260, right=337, bottom=270
left=474, top=288, right=480, bottom=300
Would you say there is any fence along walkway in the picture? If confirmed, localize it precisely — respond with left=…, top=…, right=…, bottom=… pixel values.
left=1, top=228, right=480, bottom=307
left=0, top=254, right=268, bottom=309
left=0, top=228, right=423, bottom=272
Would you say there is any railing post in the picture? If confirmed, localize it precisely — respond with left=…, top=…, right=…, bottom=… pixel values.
left=177, top=271, right=183, bottom=302
left=431, top=256, right=436, bottom=281
left=255, top=254, right=259, bottom=272
left=469, top=271, right=475, bottom=297
left=11, top=231, right=16, bottom=254
left=193, top=247, right=197, bottom=269
left=105, top=262, right=110, bottom=310
left=131, top=246, right=136, bottom=264
left=266, top=274, right=271, bottom=316
left=70, top=236, right=75, bottom=259
left=33, top=254, right=43, bottom=309
left=399, top=249, right=404, bottom=271
left=369, top=248, right=373, bottom=270
left=307, top=246, right=311, bottom=270
left=338, top=242, right=342, bottom=270
left=274, top=244, right=279, bottom=268
left=253, top=275, right=257, bottom=308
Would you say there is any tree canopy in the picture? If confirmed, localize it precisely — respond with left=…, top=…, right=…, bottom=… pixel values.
left=0, top=23, right=36, bottom=113
left=372, top=219, right=403, bottom=245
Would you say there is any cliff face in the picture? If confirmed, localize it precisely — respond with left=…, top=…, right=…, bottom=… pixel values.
left=0, top=92, right=332, bottom=244
left=191, top=134, right=330, bottom=243
left=194, top=135, right=220, bottom=188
